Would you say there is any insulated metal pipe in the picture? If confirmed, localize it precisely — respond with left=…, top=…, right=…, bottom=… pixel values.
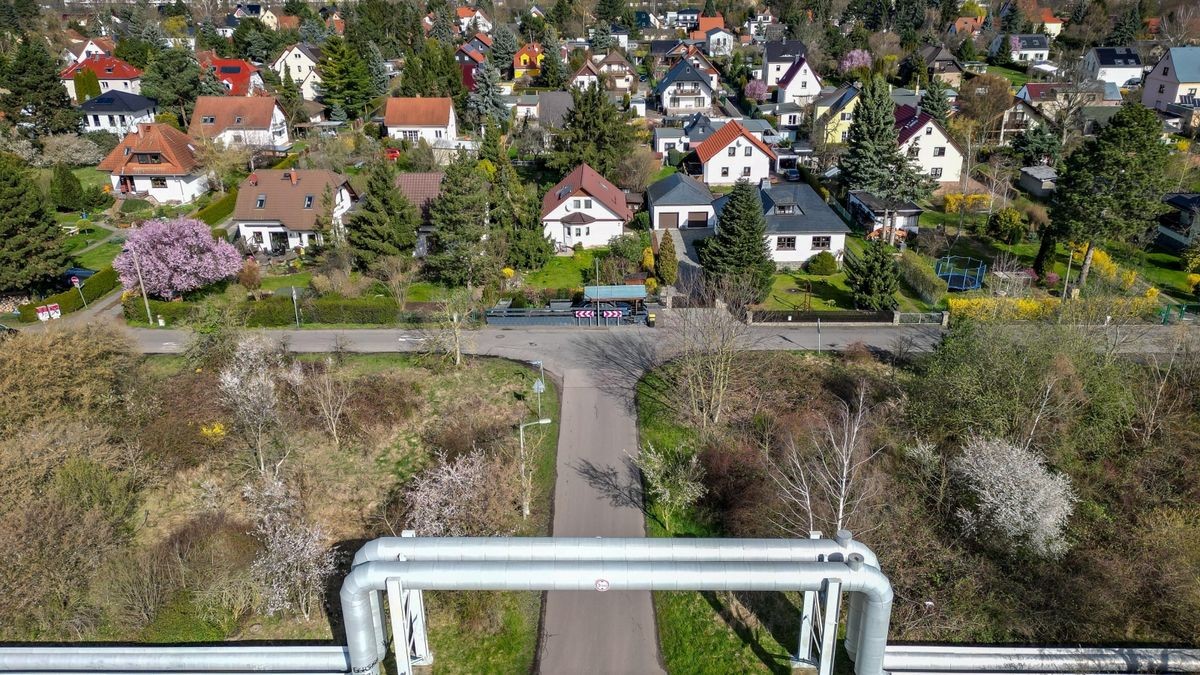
left=883, top=646, right=1200, bottom=673
left=0, top=646, right=351, bottom=672
left=340, top=559, right=893, bottom=675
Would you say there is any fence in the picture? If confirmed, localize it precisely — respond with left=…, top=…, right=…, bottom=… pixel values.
left=897, top=311, right=948, bottom=325
left=484, top=307, right=649, bottom=327
left=749, top=310, right=896, bottom=324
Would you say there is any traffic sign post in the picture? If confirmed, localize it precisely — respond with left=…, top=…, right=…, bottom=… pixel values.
left=71, top=275, right=87, bottom=308
left=48, top=303, right=61, bottom=320
left=35, top=305, right=49, bottom=322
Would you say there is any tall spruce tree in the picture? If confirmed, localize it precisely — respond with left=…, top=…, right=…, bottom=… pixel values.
left=73, top=69, right=102, bottom=102
left=839, top=75, right=899, bottom=192
left=700, top=179, right=774, bottom=300
left=277, top=68, right=306, bottom=127
left=921, top=77, right=951, bottom=124
left=844, top=240, right=899, bottom=310
left=49, top=164, right=82, bottom=212
left=548, top=83, right=636, bottom=181
left=466, top=62, right=507, bottom=125
left=318, top=36, right=373, bottom=119
left=425, top=153, right=493, bottom=287
left=347, top=162, right=419, bottom=268
left=364, top=41, right=390, bottom=96
left=2, top=40, right=78, bottom=136
left=0, top=155, right=68, bottom=293
left=491, top=27, right=518, bottom=77
left=536, top=37, right=568, bottom=88
left=141, top=48, right=204, bottom=124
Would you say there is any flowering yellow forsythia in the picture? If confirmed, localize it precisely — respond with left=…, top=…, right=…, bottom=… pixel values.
left=200, top=422, right=227, bottom=441
left=947, top=297, right=1061, bottom=320
left=1069, top=243, right=1137, bottom=288
left=943, top=193, right=991, bottom=214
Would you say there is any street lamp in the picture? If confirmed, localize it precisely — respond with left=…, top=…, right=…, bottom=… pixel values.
left=518, top=418, right=552, bottom=519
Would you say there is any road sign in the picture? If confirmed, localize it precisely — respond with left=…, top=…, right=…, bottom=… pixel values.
left=35, top=305, right=49, bottom=322
left=48, top=303, right=61, bottom=319
left=594, top=579, right=610, bottom=592
left=574, top=310, right=595, bottom=318
left=601, top=310, right=620, bottom=319
left=70, top=275, right=80, bottom=288
left=532, top=378, right=545, bottom=394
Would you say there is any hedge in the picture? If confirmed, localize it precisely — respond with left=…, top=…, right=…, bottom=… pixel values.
left=18, top=266, right=120, bottom=322
left=196, top=189, right=239, bottom=226
left=123, top=296, right=196, bottom=324
left=124, top=294, right=436, bottom=327
left=898, top=250, right=948, bottom=305
left=271, top=155, right=298, bottom=170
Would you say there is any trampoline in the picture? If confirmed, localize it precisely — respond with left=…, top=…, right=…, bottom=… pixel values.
left=935, top=256, right=987, bottom=292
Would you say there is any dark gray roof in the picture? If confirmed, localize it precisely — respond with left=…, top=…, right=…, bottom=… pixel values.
left=1012, top=34, right=1050, bottom=50
left=763, top=39, right=807, bottom=64
left=79, top=90, right=156, bottom=113
left=648, top=39, right=682, bottom=56
left=682, top=112, right=721, bottom=142
left=1165, top=193, right=1200, bottom=212
left=849, top=190, right=923, bottom=215
left=646, top=172, right=713, bottom=206
left=714, top=182, right=850, bottom=235
left=537, top=90, right=575, bottom=128
left=1091, top=46, right=1141, bottom=67
left=654, top=60, right=712, bottom=96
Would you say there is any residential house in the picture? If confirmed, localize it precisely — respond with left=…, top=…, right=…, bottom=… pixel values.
left=395, top=171, right=445, bottom=256
left=188, top=96, right=290, bottom=150
left=669, top=8, right=701, bottom=29
left=383, top=97, right=458, bottom=144
left=1081, top=47, right=1144, bottom=88
left=912, top=45, right=964, bottom=87
left=259, top=7, right=279, bottom=29
left=60, top=36, right=114, bottom=66
left=714, top=179, right=849, bottom=265
left=97, top=123, right=208, bottom=204
left=233, top=3, right=262, bottom=19
left=1033, top=7, right=1063, bottom=37
left=989, top=34, right=1050, bottom=62
left=743, top=10, right=778, bottom=39
left=1142, top=47, right=1200, bottom=111
left=654, top=60, right=714, bottom=114
left=272, top=43, right=323, bottom=100
left=514, top=43, right=545, bottom=79
left=596, top=51, right=636, bottom=91
left=646, top=172, right=716, bottom=229
left=197, top=50, right=264, bottom=96
left=676, top=45, right=721, bottom=89
left=763, top=39, right=807, bottom=87
left=986, top=97, right=1053, bottom=145
left=571, top=60, right=602, bottom=89
left=895, top=104, right=963, bottom=183
left=775, top=57, right=821, bottom=105
left=812, top=83, right=861, bottom=144
left=1018, top=165, right=1058, bottom=198
left=652, top=113, right=721, bottom=155
left=757, top=101, right=805, bottom=130
left=948, top=15, right=983, bottom=36
left=536, top=91, right=575, bottom=128
left=59, top=55, right=141, bottom=102
left=456, top=43, right=487, bottom=68
left=455, top=6, right=493, bottom=33
left=233, top=169, right=356, bottom=252
left=465, top=33, right=493, bottom=55
left=1159, top=193, right=1200, bottom=249
left=847, top=190, right=923, bottom=238
left=80, top=91, right=157, bottom=137
left=636, top=11, right=662, bottom=29
left=693, top=120, right=776, bottom=185
left=216, top=14, right=240, bottom=38
left=540, top=164, right=633, bottom=249
left=1017, top=80, right=1121, bottom=118
left=702, top=27, right=735, bottom=57
left=610, top=25, right=631, bottom=50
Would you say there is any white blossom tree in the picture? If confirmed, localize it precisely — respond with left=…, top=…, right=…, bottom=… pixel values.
left=952, top=436, right=1076, bottom=558
left=304, top=358, right=354, bottom=451
left=218, top=335, right=300, bottom=477
left=245, top=479, right=336, bottom=621
left=631, top=443, right=706, bottom=532
left=405, top=451, right=518, bottom=537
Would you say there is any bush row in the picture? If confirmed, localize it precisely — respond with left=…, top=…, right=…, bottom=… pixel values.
left=899, top=250, right=948, bottom=305
left=18, top=267, right=120, bottom=322
left=123, top=294, right=436, bottom=326
left=196, top=190, right=239, bottom=226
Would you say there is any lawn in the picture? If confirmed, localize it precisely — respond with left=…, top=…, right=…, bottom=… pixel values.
left=408, top=281, right=448, bottom=303
left=653, top=165, right=678, bottom=182
left=1140, top=249, right=1194, bottom=299
left=259, top=272, right=313, bottom=291
left=61, top=225, right=110, bottom=253
left=988, top=64, right=1032, bottom=88
left=524, top=249, right=599, bottom=290
left=35, top=166, right=110, bottom=193
left=73, top=240, right=123, bottom=270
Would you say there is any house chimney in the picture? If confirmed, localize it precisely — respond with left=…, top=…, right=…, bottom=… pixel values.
left=249, top=172, right=258, bottom=186
left=290, top=171, right=298, bottom=185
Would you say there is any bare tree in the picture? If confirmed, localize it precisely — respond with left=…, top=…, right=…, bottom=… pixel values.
left=614, top=147, right=662, bottom=193
left=427, top=289, right=476, bottom=368
left=245, top=479, right=335, bottom=621
left=405, top=451, right=519, bottom=537
left=629, top=443, right=706, bottom=532
left=304, top=358, right=354, bottom=451
left=217, top=335, right=295, bottom=477
left=771, top=384, right=883, bottom=535
left=374, top=255, right=416, bottom=311
left=1159, top=5, right=1200, bottom=46
left=952, top=436, right=1076, bottom=559
left=193, top=137, right=251, bottom=194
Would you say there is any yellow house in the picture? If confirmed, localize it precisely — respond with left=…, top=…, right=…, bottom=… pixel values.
left=514, top=43, right=546, bottom=79
left=811, top=83, right=861, bottom=145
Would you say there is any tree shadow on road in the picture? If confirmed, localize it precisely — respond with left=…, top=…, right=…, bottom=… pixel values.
left=572, top=456, right=660, bottom=526
left=699, top=590, right=797, bottom=674
left=573, top=332, right=667, bottom=410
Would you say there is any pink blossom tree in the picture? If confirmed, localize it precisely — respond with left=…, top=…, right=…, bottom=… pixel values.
left=838, top=49, right=873, bottom=75
left=114, top=217, right=242, bottom=299
left=744, top=79, right=768, bottom=102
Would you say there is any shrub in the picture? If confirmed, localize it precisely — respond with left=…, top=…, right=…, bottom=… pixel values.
left=18, top=266, right=120, bottom=322
left=35, top=134, right=104, bottom=167
left=656, top=234, right=678, bottom=285
left=120, top=198, right=151, bottom=214
left=1188, top=273, right=1200, bottom=294
left=1182, top=241, right=1200, bottom=273
left=123, top=297, right=198, bottom=325
left=631, top=211, right=649, bottom=230
left=238, top=258, right=262, bottom=290
left=987, top=207, right=1026, bottom=244
left=807, top=250, right=838, bottom=275
left=195, top=190, right=239, bottom=226
left=898, top=250, right=948, bottom=304
left=304, top=296, right=402, bottom=324
left=82, top=130, right=120, bottom=155
left=644, top=277, right=658, bottom=294
left=947, top=296, right=1060, bottom=321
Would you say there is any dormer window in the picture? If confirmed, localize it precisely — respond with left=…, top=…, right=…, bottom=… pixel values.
left=235, top=116, right=243, bottom=124
left=135, top=153, right=162, bottom=164
left=202, top=116, right=215, bottom=124
left=304, top=195, right=314, bottom=209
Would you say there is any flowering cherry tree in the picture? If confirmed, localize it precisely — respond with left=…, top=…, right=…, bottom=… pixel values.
left=113, top=217, right=242, bottom=299
left=838, top=49, right=873, bottom=75
left=744, top=79, right=768, bottom=102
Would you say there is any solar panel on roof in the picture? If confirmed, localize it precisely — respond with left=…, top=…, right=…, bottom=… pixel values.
left=220, top=65, right=241, bottom=73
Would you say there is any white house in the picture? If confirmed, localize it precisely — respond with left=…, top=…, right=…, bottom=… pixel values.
left=653, top=60, right=714, bottom=114
left=646, top=172, right=716, bottom=229
left=96, top=123, right=209, bottom=204
left=1082, top=47, right=1143, bottom=88
left=595, top=51, right=636, bottom=91
left=895, top=105, right=963, bottom=183
left=763, top=39, right=808, bottom=87
left=61, top=36, right=115, bottom=66
left=694, top=120, right=776, bottom=186
left=704, top=27, right=735, bottom=57
left=714, top=179, right=850, bottom=265
left=743, top=10, right=778, bottom=39
left=540, top=164, right=633, bottom=249
left=79, top=91, right=156, bottom=137
left=988, top=34, right=1050, bottom=63
left=383, top=97, right=458, bottom=144
left=571, top=60, right=602, bottom=90
left=232, top=170, right=356, bottom=252
left=775, top=57, right=822, bottom=105
left=272, top=43, right=323, bottom=101
left=187, top=96, right=290, bottom=150
left=59, top=55, right=142, bottom=103
left=1142, top=47, right=1200, bottom=111
left=455, top=6, right=493, bottom=33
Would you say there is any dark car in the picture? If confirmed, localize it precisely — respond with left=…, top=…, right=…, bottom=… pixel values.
left=783, top=168, right=801, bottom=182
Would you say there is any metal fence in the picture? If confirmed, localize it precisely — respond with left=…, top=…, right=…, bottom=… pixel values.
left=750, top=310, right=895, bottom=324
left=897, top=311, right=946, bottom=325
left=484, top=308, right=648, bottom=327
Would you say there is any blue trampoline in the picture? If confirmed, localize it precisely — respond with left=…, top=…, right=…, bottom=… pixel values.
left=935, top=256, right=987, bottom=291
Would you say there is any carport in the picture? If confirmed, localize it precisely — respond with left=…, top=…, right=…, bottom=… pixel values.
left=582, top=284, right=648, bottom=324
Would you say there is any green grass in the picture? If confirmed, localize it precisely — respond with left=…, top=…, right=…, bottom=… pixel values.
left=407, top=281, right=448, bottom=303
left=989, top=64, right=1032, bottom=88
left=653, top=165, right=678, bottom=182
left=524, top=250, right=599, bottom=290
left=73, top=241, right=123, bottom=269
left=259, top=272, right=312, bottom=290
left=120, top=198, right=152, bottom=214
left=61, top=226, right=109, bottom=253
left=137, top=592, right=229, bottom=642
left=1139, top=249, right=1193, bottom=299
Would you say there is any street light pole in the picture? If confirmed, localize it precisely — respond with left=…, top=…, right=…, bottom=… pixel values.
left=518, top=418, right=552, bottom=519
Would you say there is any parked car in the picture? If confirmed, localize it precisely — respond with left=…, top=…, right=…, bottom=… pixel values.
left=783, top=168, right=801, bottom=182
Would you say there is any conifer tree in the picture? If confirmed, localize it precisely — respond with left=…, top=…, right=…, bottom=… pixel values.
left=73, top=69, right=102, bottom=102
left=548, top=83, right=635, bottom=180
left=318, top=36, right=373, bottom=119
left=431, top=6, right=454, bottom=43
left=347, top=161, right=419, bottom=268
left=141, top=48, right=204, bottom=124
left=839, top=75, right=900, bottom=193
left=700, top=179, right=774, bottom=300
left=364, top=41, right=390, bottom=96
left=921, top=77, right=951, bottom=125
left=1, top=40, right=78, bottom=136
left=656, top=232, right=679, bottom=286
left=466, top=62, right=506, bottom=125
left=49, top=164, right=82, bottom=212
left=277, top=68, right=306, bottom=127
left=491, top=27, right=518, bottom=77
left=536, top=39, right=568, bottom=88
left=844, top=240, right=899, bottom=310
left=0, top=155, right=68, bottom=293
left=425, top=153, right=493, bottom=287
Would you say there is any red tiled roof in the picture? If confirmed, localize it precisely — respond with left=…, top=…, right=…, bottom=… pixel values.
left=97, top=123, right=199, bottom=176
left=1035, top=7, right=1061, bottom=23
left=458, top=44, right=485, bottom=63
left=383, top=97, right=454, bottom=127
left=473, top=32, right=493, bottom=47
left=514, top=42, right=543, bottom=68
left=697, top=13, right=724, bottom=32
left=234, top=170, right=353, bottom=231
left=59, top=54, right=141, bottom=80
left=952, top=16, right=983, bottom=32
left=197, top=50, right=261, bottom=96
left=694, top=120, right=777, bottom=163
left=188, top=96, right=280, bottom=137
left=541, top=164, right=633, bottom=220
left=394, top=171, right=445, bottom=217
left=1019, top=82, right=1064, bottom=102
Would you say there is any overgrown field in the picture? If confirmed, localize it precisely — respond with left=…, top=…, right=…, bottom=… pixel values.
left=638, top=326, right=1200, bottom=672
left=0, top=325, right=558, bottom=673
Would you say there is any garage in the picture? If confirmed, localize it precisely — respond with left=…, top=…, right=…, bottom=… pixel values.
left=660, top=212, right=679, bottom=228
left=687, top=211, right=709, bottom=228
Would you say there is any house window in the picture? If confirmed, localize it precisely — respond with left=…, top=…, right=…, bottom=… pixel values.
left=776, top=236, right=796, bottom=250
left=744, top=146, right=752, bottom=156
left=800, top=80, right=807, bottom=88
left=91, top=114, right=100, bottom=125
left=435, top=129, right=444, bottom=138
left=1019, top=53, right=1028, bottom=61
left=931, top=167, right=943, bottom=178
left=136, top=153, right=162, bottom=164
left=665, top=142, right=676, bottom=151
left=840, top=112, right=851, bottom=120
left=256, top=194, right=266, bottom=208
left=304, top=195, right=314, bottom=209
left=574, top=227, right=582, bottom=236
left=934, top=147, right=946, bottom=157
left=742, top=166, right=751, bottom=176
left=151, top=177, right=168, bottom=188
left=727, top=146, right=737, bottom=156
left=107, top=115, right=115, bottom=126
left=812, top=236, right=831, bottom=250
left=202, top=115, right=215, bottom=123
left=925, top=126, right=933, bottom=135
left=1191, top=88, right=1198, bottom=96
left=841, top=131, right=849, bottom=142
left=1158, top=84, right=1165, bottom=93
left=908, top=145, right=919, bottom=158
left=234, top=116, right=243, bottom=124
left=585, top=198, right=593, bottom=208
left=573, top=199, right=581, bottom=208
left=721, top=167, right=730, bottom=177
left=401, top=130, right=419, bottom=141
left=119, top=115, right=126, bottom=124
left=1163, top=67, right=1169, bottom=76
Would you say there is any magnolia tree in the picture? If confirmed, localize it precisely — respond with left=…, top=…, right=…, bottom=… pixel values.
left=838, top=49, right=873, bottom=75
left=113, top=218, right=242, bottom=299
left=744, top=79, right=768, bottom=102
